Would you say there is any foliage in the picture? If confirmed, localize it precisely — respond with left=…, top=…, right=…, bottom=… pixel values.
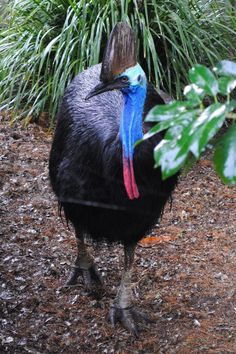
left=142, top=60, right=236, bottom=185
left=0, top=0, right=236, bottom=123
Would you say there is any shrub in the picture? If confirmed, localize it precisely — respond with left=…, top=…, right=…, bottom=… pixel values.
left=0, top=0, right=236, bottom=123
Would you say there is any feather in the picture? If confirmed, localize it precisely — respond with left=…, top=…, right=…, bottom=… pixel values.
left=100, top=22, right=137, bottom=82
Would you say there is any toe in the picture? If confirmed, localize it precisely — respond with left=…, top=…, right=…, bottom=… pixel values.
left=89, top=265, right=103, bottom=285
left=66, top=268, right=82, bottom=286
left=108, top=306, right=148, bottom=337
left=108, top=306, right=118, bottom=326
left=121, top=308, right=139, bottom=337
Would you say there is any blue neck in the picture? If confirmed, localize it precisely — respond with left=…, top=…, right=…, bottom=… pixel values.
left=120, top=85, right=147, bottom=159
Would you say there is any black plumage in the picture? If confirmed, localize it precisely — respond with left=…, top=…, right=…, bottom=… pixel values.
left=49, top=22, right=178, bottom=335
left=49, top=64, right=176, bottom=243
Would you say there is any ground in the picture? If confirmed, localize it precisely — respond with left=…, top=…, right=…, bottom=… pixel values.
left=0, top=118, right=236, bottom=353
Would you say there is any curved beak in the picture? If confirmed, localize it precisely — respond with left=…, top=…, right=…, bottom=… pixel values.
left=85, top=80, right=128, bottom=100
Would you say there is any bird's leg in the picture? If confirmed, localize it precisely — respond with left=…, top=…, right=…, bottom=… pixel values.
left=114, top=242, right=135, bottom=308
left=108, top=243, right=151, bottom=336
left=66, top=231, right=102, bottom=289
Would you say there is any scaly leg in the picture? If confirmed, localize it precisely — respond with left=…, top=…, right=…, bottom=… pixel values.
left=108, top=242, right=151, bottom=336
left=66, top=230, right=102, bottom=289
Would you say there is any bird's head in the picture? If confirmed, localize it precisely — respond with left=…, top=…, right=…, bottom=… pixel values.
left=86, top=22, right=147, bottom=200
left=86, top=22, right=146, bottom=100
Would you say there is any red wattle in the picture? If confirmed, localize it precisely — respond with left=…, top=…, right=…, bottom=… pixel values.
left=123, top=155, right=140, bottom=200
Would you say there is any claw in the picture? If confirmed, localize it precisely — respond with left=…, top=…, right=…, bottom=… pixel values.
left=108, top=306, right=152, bottom=337
left=82, top=264, right=103, bottom=288
left=121, top=308, right=139, bottom=337
left=108, top=306, right=118, bottom=326
left=66, top=267, right=82, bottom=286
left=66, top=264, right=103, bottom=289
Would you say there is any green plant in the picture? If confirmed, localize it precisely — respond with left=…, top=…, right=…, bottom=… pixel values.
left=0, top=0, right=236, bottom=124
left=141, top=60, right=236, bottom=185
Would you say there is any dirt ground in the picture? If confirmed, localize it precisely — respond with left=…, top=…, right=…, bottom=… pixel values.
left=0, top=117, right=236, bottom=354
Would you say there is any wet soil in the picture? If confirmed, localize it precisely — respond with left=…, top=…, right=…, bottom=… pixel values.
left=0, top=118, right=236, bottom=353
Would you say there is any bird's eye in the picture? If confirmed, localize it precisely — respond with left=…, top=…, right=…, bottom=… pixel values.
left=120, top=76, right=129, bottom=83
left=137, top=74, right=141, bottom=82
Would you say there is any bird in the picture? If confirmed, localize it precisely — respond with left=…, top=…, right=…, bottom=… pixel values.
left=49, top=22, right=178, bottom=336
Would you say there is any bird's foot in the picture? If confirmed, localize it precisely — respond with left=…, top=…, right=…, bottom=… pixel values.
left=66, top=264, right=103, bottom=289
left=108, top=305, right=153, bottom=337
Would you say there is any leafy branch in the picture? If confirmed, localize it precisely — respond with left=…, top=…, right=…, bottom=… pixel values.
left=142, top=60, right=236, bottom=185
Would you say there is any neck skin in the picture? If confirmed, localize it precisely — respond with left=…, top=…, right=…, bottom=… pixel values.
left=120, top=85, right=147, bottom=200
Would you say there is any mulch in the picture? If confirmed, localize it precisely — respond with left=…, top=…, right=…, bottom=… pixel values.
left=0, top=118, right=235, bottom=353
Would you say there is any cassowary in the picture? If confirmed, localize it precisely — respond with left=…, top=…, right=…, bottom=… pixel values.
left=49, top=22, right=178, bottom=335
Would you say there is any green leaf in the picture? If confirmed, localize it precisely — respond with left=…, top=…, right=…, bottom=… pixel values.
left=142, top=120, right=174, bottom=141
left=154, top=123, right=194, bottom=179
left=145, top=101, right=189, bottom=122
left=218, top=77, right=236, bottom=95
left=154, top=140, right=186, bottom=179
left=184, top=83, right=205, bottom=106
left=189, top=64, right=219, bottom=96
left=215, top=60, right=236, bottom=77
left=143, top=109, right=199, bottom=141
left=164, top=110, right=198, bottom=140
left=214, top=124, right=236, bottom=184
left=190, top=103, right=227, bottom=158
left=227, top=99, right=236, bottom=112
